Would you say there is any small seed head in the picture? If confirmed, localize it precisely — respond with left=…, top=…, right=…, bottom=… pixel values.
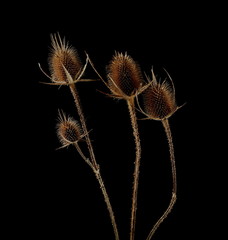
left=106, top=52, right=144, bottom=98
left=48, top=33, right=82, bottom=83
left=56, top=111, right=83, bottom=147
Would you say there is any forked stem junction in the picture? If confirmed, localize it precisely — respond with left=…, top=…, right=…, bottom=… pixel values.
left=69, top=80, right=120, bottom=240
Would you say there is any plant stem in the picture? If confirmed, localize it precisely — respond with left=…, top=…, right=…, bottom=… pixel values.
left=146, top=118, right=177, bottom=240
left=73, top=142, right=94, bottom=169
left=128, top=98, right=142, bottom=240
left=94, top=168, right=120, bottom=240
left=69, top=84, right=120, bottom=240
left=162, top=119, right=177, bottom=194
left=69, top=84, right=98, bottom=169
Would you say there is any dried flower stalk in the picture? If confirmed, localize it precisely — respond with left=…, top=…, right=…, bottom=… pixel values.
left=40, top=33, right=183, bottom=240
left=106, top=52, right=144, bottom=240
left=40, top=33, right=120, bottom=240
left=138, top=68, right=181, bottom=240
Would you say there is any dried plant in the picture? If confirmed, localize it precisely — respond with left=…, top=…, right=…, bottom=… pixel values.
left=90, top=51, right=147, bottom=239
left=39, top=33, right=120, bottom=240
left=137, top=68, right=182, bottom=240
left=105, top=52, right=145, bottom=240
left=39, top=32, right=183, bottom=240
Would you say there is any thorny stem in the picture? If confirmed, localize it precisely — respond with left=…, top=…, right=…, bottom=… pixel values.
left=69, top=84, right=98, bottom=169
left=162, top=119, right=177, bottom=194
left=73, top=142, right=120, bottom=240
left=73, top=142, right=93, bottom=169
left=146, top=118, right=177, bottom=240
left=94, top=169, right=120, bottom=240
left=69, top=84, right=120, bottom=240
left=128, top=97, right=142, bottom=240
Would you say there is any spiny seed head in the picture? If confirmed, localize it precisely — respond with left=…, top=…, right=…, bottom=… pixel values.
left=48, top=33, right=82, bottom=83
left=106, top=52, right=144, bottom=98
left=142, top=71, right=178, bottom=120
left=56, top=111, right=83, bottom=147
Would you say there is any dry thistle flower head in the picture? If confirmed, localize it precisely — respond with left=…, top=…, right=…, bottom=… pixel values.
left=48, top=33, right=83, bottom=83
left=141, top=69, right=179, bottom=120
left=56, top=110, right=83, bottom=148
left=106, top=52, right=144, bottom=99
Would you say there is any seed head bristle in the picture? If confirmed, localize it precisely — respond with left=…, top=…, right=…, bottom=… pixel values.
left=106, top=52, right=144, bottom=98
left=143, top=72, right=178, bottom=120
left=48, top=33, right=82, bottom=83
left=56, top=110, right=83, bottom=147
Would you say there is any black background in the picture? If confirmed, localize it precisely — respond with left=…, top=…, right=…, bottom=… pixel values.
left=3, top=2, right=223, bottom=240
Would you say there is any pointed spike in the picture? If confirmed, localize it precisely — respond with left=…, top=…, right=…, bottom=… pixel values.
left=163, top=68, right=176, bottom=95
left=38, top=63, right=52, bottom=80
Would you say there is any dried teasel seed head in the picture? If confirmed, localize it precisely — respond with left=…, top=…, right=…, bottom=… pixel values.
left=142, top=70, right=178, bottom=120
left=106, top=52, right=144, bottom=98
left=48, top=33, right=83, bottom=83
left=56, top=111, right=83, bottom=147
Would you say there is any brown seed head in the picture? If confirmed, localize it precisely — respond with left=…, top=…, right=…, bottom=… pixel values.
left=142, top=71, right=178, bottom=120
left=56, top=111, right=83, bottom=147
left=106, top=52, right=144, bottom=98
left=48, top=33, right=82, bottom=83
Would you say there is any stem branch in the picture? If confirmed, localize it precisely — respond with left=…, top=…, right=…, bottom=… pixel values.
left=128, top=98, right=142, bottom=240
left=94, top=168, right=120, bottom=240
left=69, top=84, right=98, bottom=169
left=70, top=83, right=120, bottom=240
left=146, top=118, right=177, bottom=240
